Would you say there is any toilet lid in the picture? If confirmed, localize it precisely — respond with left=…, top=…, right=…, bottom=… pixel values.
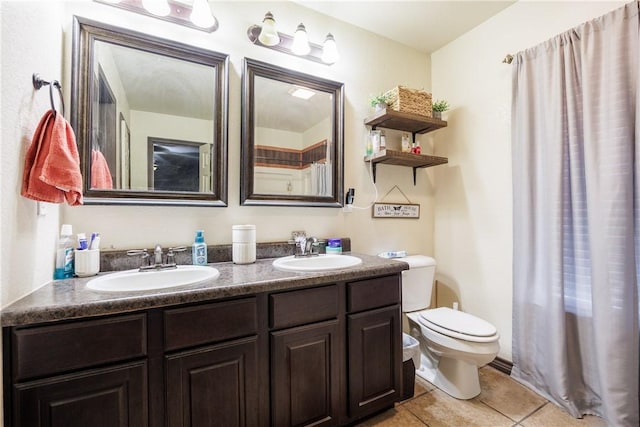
left=419, top=307, right=497, bottom=338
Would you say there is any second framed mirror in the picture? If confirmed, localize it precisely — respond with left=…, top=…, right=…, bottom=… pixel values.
left=241, top=58, right=344, bottom=207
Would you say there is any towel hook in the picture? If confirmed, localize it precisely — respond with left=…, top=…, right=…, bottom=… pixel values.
left=32, top=73, right=65, bottom=117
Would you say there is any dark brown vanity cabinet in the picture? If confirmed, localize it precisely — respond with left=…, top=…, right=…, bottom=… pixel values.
left=163, top=298, right=261, bottom=427
left=346, top=276, right=403, bottom=419
left=269, top=285, right=341, bottom=426
left=4, top=273, right=403, bottom=427
left=7, top=314, right=148, bottom=427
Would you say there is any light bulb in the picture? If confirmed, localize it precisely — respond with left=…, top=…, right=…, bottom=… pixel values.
left=142, top=0, right=170, bottom=17
left=190, top=0, right=216, bottom=28
left=291, top=23, right=311, bottom=56
left=321, top=33, right=339, bottom=64
left=258, top=12, right=280, bottom=46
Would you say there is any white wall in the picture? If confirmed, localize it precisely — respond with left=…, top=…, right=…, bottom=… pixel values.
left=0, top=0, right=432, bottom=307
left=431, top=0, right=626, bottom=361
left=1, top=1, right=65, bottom=307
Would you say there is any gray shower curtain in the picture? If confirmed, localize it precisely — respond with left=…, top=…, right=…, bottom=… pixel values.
left=511, top=2, right=639, bottom=426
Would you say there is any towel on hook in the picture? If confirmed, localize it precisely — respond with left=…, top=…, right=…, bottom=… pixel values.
left=91, top=149, right=113, bottom=189
left=21, top=110, right=83, bottom=205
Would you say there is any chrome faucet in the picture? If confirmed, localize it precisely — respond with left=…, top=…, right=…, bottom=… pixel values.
left=154, top=244, right=163, bottom=265
left=127, top=245, right=187, bottom=271
left=291, top=236, right=319, bottom=257
left=304, top=237, right=319, bottom=255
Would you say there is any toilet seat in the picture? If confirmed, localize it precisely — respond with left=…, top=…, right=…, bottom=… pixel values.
left=418, top=307, right=499, bottom=343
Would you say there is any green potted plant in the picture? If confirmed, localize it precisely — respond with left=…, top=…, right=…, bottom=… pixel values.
left=431, top=99, right=449, bottom=120
left=369, top=93, right=391, bottom=112
left=432, top=99, right=450, bottom=119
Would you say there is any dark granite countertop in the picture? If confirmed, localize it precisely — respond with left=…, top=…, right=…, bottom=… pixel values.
left=1, top=253, right=408, bottom=327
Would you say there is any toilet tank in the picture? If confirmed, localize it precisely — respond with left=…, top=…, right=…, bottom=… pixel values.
left=398, top=255, right=437, bottom=312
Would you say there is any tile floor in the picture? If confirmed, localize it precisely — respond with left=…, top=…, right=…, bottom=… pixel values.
left=357, top=366, right=608, bottom=427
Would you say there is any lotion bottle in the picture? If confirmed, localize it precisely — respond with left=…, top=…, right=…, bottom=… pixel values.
left=192, top=230, right=207, bottom=265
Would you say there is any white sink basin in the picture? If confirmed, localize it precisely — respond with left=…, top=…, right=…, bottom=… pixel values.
left=273, top=254, right=362, bottom=272
left=86, top=265, right=220, bottom=292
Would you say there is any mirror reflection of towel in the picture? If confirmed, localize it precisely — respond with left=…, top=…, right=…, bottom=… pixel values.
left=91, top=149, right=113, bottom=189
left=21, top=110, right=83, bottom=205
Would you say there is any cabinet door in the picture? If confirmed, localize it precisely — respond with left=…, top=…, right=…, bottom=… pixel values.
left=271, top=320, right=340, bottom=427
left=165, top=336, right=258, bottom=427
left=348, top=305, right=402, bottom=419
left=14, top=361, right=147, bottom=427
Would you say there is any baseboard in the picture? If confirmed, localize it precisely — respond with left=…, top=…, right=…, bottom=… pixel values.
left=489, top=357, right=513, bottom=375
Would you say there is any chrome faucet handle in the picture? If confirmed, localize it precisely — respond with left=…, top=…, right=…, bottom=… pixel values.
left=168, top=246, right=188, bottom=253
left=166, top=246, right=187, bottom=265
left=127, top=249, right=150, bottom=267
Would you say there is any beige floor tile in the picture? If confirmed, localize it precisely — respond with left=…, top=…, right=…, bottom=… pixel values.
left=521, top=403, right=608, bottom=427
left=356, top=404, right=427, bottom=426
left=478, top=367, right=547, bottom=422
left=415, top=375, right=435, bottom=394
left=405, top=389, right=514, bottom=427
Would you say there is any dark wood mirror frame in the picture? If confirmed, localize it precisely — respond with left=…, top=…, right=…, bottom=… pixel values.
left=71, top=16, right=229, bottom=206
left=240, top=58, right=344, bottom=207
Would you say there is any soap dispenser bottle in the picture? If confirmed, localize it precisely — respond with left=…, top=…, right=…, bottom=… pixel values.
left=193, top=230, right=207, bottom=265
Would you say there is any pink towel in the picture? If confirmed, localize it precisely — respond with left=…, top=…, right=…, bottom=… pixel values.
left=21, top=110, right=83, bottom=206
left=91, top=149, right=113, bottom=189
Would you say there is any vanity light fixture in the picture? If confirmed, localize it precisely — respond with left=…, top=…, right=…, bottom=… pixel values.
left=321, top=33, right=339, bottom=64
left=291, top=23, right=311, bottom=56
left=247, top=12, right=339, bottom=65
left=258, top=12, right=280, bottom=46
left=190, top=0, right=216, bottom=28
left=94, top=0, right=219, bottom=32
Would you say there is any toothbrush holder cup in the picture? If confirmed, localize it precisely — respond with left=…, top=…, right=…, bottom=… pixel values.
left=75, top=249, right=100, bottom=277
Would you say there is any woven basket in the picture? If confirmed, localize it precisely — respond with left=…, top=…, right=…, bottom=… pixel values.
left=384, top=86, right=432, bottom=117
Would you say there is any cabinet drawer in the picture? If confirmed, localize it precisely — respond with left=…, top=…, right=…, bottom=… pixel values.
left=164, top=297, right=257, bottom=351
left=270, top=285, right=339, bottom=329
left=347, top=275, right=401, bottom=313
left=12, top=314, right=146, bottom=382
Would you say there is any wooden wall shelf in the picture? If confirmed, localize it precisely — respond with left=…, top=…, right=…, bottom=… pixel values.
left=364, top=108, right=447, bottom=134
left=364, top=149, right=448, bottom=185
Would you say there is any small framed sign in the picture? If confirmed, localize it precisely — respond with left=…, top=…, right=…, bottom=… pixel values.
left=372, top=203, right=420, bottom=218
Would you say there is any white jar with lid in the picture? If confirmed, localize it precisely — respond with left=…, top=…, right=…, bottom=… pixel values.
left=232, top=225, right=256, bottom=264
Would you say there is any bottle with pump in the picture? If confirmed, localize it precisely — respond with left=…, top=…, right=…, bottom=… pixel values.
left=193, top=230, right=207, bottom=265
left=54, top=224, right=75, bottom=279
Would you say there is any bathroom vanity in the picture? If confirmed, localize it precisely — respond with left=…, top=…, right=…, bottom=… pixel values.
left=1, top=254, right=408, bottom=427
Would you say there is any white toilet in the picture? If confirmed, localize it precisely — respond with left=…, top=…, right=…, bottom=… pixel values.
left=399, top=255, right=500, bottom=400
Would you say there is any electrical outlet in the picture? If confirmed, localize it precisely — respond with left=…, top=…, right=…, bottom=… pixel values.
left=37, top=202, right=47, bottom=216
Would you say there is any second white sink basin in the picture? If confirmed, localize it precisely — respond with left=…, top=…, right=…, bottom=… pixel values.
left=86, top=265, right=220, bottom=292
left=273, top=254, right=362, bottom=272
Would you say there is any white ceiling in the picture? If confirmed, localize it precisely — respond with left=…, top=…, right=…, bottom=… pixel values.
left=296, top=0, right=516, bottom=53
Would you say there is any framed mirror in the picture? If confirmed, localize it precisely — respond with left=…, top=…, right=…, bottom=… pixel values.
left=241, top=58, right=344, bottom=207
left=71, top=16, right=228, bottom=206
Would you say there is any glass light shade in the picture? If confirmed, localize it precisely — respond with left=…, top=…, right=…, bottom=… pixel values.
left=100, top=0, right=122, bottom=3
left=142, top=0, right=170, bottom=16
left=321, top=33, right=339, bottom=64
left=291, top=23, right=311, bottom=56
left=190, top=0, right=216, bottom=28
left=258, top=12, right=280, bottom=46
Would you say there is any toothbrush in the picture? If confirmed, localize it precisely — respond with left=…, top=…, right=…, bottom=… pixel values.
left=89, top=233, right=101, bottom=250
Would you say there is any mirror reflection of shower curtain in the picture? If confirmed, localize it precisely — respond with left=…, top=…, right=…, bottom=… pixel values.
left=310, top=162, right=332, bottom=197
